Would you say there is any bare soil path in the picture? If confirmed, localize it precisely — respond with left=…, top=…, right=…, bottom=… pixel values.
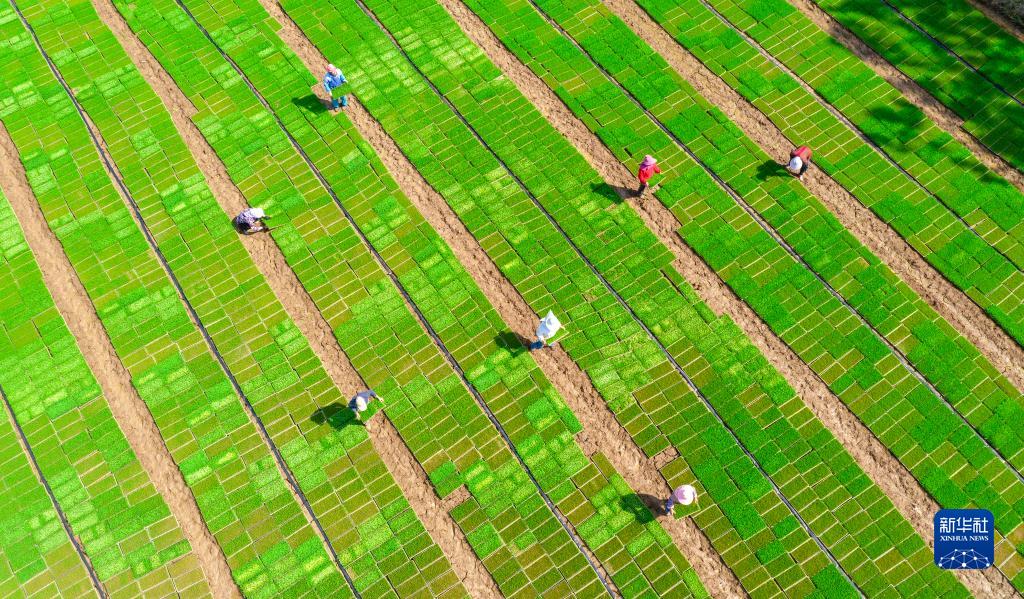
left=439, top=1, right=1015, bottom=594
left=970, top=0, right=1024, bottom=40
left=93, top=2, right=504, bottom=593
left=0, top=125, right=240, bottom=599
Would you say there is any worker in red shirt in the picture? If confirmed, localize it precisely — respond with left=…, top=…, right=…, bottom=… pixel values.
left=637, top=155, right=662, bottom=196
left=787, top=145, right=812, bottom=181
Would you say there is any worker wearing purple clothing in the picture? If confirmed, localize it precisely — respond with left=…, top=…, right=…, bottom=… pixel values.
left=324, top=64, right=348, bottom=109
left=233, top=207, right=271, bottom=234
left=349, top=390, right=379, bottom=422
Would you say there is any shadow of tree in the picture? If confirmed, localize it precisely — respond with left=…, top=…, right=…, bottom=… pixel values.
left=865, top=103, right=921, bottom=146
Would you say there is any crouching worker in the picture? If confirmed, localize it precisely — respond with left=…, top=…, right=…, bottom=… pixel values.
left=349, top=390, right=380, bottom=423
left=324, top=64, right=348, bottom=110
left=531, top=311, right=562, bottom=350
left=233, top=207, right=271, bottom=234
left=786, top=145, right=812, bottom=180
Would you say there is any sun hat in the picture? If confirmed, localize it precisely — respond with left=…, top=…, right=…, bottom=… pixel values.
left=672, top=485, right=697, bottom=506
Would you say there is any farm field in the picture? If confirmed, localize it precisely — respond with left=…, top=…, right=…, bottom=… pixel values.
left=0, top=0, right=1021, bottom=596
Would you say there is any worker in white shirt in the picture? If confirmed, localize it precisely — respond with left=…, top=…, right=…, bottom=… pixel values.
left=532, top=311, right=562, bottom=350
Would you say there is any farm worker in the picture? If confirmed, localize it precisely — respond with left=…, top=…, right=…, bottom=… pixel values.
left=533, top=311, right=562, bottom=350
left=636, top=155, right=662, bottom=196
left=786, top=145, right=812, bottom=180
left=233, top=207, right=271, bottom=234
left=324, top=64, right=348, bottom=109
left=664, top=484, right=697, bottom=515
left=349, top=390, right=379, bottom=422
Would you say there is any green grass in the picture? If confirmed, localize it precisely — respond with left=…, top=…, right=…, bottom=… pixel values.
left=477, top=0, right=1015, bottom=540
left=0, top=0, right=1018, bottom=593
left=461, top=0, right=1012, bottom=591
left=891, top=0, right=1024, bottom=102
left=3, top=0, right=461, bottom=595
left=281, top=0, right=975, bottom=595
left=0, top=193, right=104, bottom=599
left=0, top=35, right=210, bottom=590
left=642, top=0, right=1024, bottom=310
left=111, top=0, right=704, bottom=594
left=285, top=0, right=846, bottom=593
left=0, top=9, right=350, bottom=596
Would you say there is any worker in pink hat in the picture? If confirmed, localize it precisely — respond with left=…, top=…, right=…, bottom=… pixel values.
left=636, top=155, right=662, bottom=196
left=323, top=63, right=348, bottom=110
left=664, top=484, right=697, bottom=515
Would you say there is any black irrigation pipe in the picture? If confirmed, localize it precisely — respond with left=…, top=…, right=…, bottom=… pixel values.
left=675, top=0, right=1024, bottom=277
left=0, top=383, right=107, bottom=599
left=8, top=4, right=362, bottom=596
left=878, top=0, right=1024, bottom=110
left=174, top=1, right=617, bottom=596
left=351, top=0, right=864, bottom=593
left=522, top=0, right=1024, bottom=488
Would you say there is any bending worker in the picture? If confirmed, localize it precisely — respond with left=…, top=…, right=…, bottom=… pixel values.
left=533, top=311, right=562, bottom=350
left=233, top=207, right=271, bottom=234
left=665, top=484, right=697, bottom=515
left=787, top=145, right=812, bottom=181
left=349, top=390, right=380, bottom=423
left=324, top=64, right=348, bottom=110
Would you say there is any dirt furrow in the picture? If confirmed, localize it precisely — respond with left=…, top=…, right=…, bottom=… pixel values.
left=970, top=0, right=1024, bottom=41
left=249, top=4, right=632, bottom=595
left=92, top=3, right=503, bottom=594
left=0, top=125, right=239, bottom=599
left=439, top=1, right=1014, bottom=595
left=369, top=417, right=501, bottom=599
left=354, top=91, right=746, bottom=599
left=786, top=0, right=1024, bottom=190
left=607, top=0, right=1024, bottom=393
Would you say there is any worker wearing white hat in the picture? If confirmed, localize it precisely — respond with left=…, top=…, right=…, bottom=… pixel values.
left=665, top=484, right=697, bottom=515
left=786, top=145, right=812, bottom=181
left=533, top=311, right=562, bottom=350
left=233, top=207, right=271, bottom=234
left=349, top=390, right=380, bottom=423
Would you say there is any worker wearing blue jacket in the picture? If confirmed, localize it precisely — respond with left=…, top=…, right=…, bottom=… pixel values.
left=324, top=64, right=348, bottom=109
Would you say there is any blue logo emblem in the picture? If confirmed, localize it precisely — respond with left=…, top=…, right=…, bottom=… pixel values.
left=934, top=509, right=994, bottom=569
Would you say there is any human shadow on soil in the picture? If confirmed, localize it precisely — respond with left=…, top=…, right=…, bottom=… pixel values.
left=756, top=160, right=790, bottom=181
left=311, top=402, right=360, bottom=429
left=495, top=331, right=532, bottom=357
left=592, top=181, right=634, bottom=204
left=620, top=492, right=664, bottom=523
left=292, top=93, right=328, bottom=115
